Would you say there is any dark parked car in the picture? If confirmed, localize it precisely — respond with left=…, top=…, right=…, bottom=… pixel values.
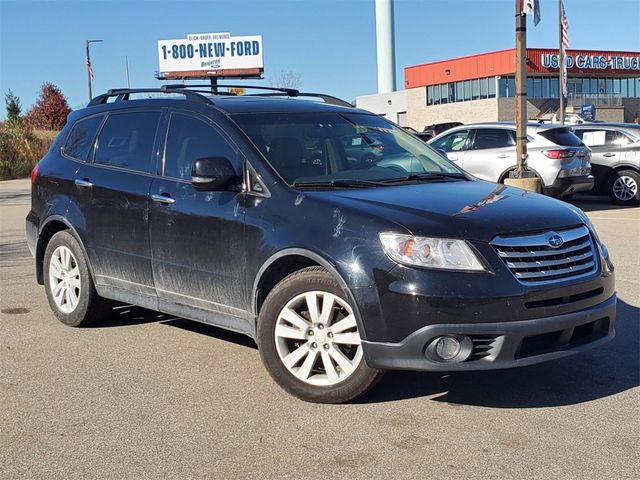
left=572, top=123, right=640, bottom=205
left=27, top=85, right=616, bottom=403
left=423, top=121, right=464, bottom=137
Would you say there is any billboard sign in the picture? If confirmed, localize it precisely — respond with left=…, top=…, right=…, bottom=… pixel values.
left=157, top=32, right=263, bottom=77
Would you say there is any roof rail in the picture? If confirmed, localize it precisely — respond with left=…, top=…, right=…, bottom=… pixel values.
left=87, top=88, right=214, bottom=107
left=245, top=92, right=353, bottom=108
left=162, top=84, right=300, bottom=97
left=164, top=84, right=352, bottom=107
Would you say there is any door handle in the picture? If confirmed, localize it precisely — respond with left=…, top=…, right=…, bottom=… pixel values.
left=603, top=153, right=616, bottom=157
left=74, top=178, right=93, bottom=188
left=151, top=193, right=175, bottom=205
left=449, top=156, right=459, bottom=161
left=497, top=154, right=510, bottom=159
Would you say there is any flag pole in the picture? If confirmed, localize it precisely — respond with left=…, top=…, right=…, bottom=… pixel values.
left=86, top=40, right=92, bottom=101
left=558, top=0, right=565, bottom=125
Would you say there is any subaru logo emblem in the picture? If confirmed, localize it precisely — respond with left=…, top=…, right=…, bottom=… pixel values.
left=547, top=233, right=564, bottom=248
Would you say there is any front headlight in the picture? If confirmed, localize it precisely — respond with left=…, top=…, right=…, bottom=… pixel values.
left=379, top=233, right=486, bottom=271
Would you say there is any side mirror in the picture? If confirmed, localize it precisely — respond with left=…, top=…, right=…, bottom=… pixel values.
left=191, top=157, right=241, bottom=191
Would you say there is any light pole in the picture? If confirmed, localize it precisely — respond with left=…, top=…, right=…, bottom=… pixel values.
left=86, top=39, right=103, bottom=101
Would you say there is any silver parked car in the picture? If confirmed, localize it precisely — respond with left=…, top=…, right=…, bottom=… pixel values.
left=428, top=122, right=593, bottom=197
left=572, top=123, right=640, bottom=205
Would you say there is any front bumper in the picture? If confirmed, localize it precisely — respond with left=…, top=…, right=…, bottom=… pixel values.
left=362, top=294, right=615, bottom=371
left=544, top=175, right=594, bottom=197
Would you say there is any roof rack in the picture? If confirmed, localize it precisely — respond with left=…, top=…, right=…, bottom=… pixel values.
left=87, top=87, right=214, bottom=107
left=87, top=84, right=353, bottom=109
left=163, top=84, right=353, bottom=107
left=162, top=84, right=301, bottom=97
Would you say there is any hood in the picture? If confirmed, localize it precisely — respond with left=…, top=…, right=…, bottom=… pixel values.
left=306, top=180, right=587, bottom=242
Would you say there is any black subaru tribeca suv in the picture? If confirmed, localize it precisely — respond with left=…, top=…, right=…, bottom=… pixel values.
left=26, top=85, right=616, bottom=403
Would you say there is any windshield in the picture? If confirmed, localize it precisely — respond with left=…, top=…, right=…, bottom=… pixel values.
left=231, top=112, right=465, bottom=186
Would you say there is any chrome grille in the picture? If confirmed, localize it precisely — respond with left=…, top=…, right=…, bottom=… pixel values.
left=491, top=226, right=597, bottom=284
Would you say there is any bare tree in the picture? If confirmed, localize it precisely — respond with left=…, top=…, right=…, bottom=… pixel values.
left=269, top=70, right=302, bottom=89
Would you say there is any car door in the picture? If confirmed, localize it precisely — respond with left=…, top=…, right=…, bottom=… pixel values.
left=148, top=110, right=248, bottom=318
left=78, top=109, right=162, bottom=299
left=429, top=129, right=471, bottom=166
left=460, top=128, right=516, bottom=182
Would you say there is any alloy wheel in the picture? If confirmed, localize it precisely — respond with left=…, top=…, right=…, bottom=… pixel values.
left=274, top=291, right=363, bottom=386
left=48, top=245, right=81, bottom=314
left=612, top=175, right=637, bottom=202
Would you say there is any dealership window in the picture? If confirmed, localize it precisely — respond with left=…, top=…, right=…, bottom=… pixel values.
left=463, top=80, right=471, bottom=101
left=550, top=78, right=559, bottom=98
left=582, top=78, right=590, bottom=95
left=542, top=78, right=550, bottom=98
left=448, top=83, right=455, bottom=103
left=427, top=86, right=434, bottom=105
left=613, top=78, right=621, bottom=96
left=488, top=77, right=496, bottom=98
left=605, top=78, right=613, bottom=95
left=455, top=82, right=463, bottom=102
left=621, top=79, right=629, bottom=97
left=479, top=78, right=488, bottom=99
left=440, top=84, right=449, bottom=104
left=471, top=79, right=479, bottom=100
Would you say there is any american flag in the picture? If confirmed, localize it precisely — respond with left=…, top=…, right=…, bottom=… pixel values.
left=86, top=57, right=94, bottom=81
left=561, top=0, right=569, bottom=96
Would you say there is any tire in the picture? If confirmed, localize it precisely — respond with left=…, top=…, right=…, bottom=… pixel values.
left=608, top=169, right=640, bottom=206
left=43, top=230, right=112, bottom=327
left=257, top=267, right=383, bottom=403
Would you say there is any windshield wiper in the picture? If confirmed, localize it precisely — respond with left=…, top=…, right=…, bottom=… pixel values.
left=378, top=172, right=469, bottom=184
left=293, top=178, right=389, bottom=189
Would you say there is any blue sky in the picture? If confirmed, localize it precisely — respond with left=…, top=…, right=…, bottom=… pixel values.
left=1, top=0, right=639, bottom=116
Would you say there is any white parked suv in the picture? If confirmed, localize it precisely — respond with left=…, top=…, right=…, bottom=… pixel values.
left=428, top=122, right=594, bottom=197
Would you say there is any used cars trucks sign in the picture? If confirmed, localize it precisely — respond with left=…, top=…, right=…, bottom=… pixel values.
left=157, top=32, right=263, bottom=76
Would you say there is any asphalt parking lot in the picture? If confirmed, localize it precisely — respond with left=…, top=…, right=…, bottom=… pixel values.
left=1, top=177, right=638, bottom=479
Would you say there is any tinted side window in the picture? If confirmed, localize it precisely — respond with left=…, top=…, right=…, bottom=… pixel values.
left=63, top=115, right=103, bottom=161
left=472, top=129, right=515, bottom=150
left=95, top=111, right=161, bottom=172
left=431, top=130, right=470, bottom=152
left=164, top=113, right=237, bottom=180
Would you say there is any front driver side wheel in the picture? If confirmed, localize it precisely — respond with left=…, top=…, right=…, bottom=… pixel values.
left=257, top=267, right=383, bottom=403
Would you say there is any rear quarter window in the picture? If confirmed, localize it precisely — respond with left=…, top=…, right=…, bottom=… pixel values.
left=539, top=128, right=583, bottom=147
left=62, top=115, right=104, bottom=161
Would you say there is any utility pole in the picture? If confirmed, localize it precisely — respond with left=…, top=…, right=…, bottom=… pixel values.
left=515, top=0, right=527, bottom=176
left=86, top=39, right=103, bottom=101
left=504, top=0, right=541, bottom=192
left=558, top=0, right=565, bottom=125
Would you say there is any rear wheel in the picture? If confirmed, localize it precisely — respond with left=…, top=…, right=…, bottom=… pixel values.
left=257, top=267, right=383, bottom=403
left=43, top=231, right=112, bottom=327
left=608, top=169, right=639, bottom=205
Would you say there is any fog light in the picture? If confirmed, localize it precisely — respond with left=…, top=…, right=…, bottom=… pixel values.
left=434, top=336, right=461, bottom=360
left=426, top=335, right=473, bottom=363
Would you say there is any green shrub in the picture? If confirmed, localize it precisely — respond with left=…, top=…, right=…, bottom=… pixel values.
left=0, top=120, right=53, bottom=179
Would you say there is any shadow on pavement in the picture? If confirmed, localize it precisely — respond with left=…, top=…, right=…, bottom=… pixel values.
left=357, top=298, right=639, bottom=407
left=163, top=318, right=257, bottom=349
left=90, top=297, right=637, bottom=408
left=569, top=194, right=639, bottom=212
left=91, top=304, right=257, bottom=349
